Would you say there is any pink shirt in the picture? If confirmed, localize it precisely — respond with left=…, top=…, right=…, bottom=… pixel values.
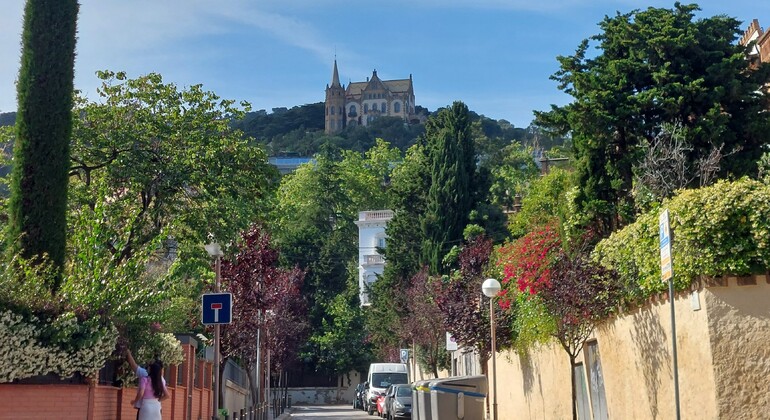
left=139, top=376, right=167, bottom=399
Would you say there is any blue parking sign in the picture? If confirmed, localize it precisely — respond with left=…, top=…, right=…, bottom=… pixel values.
left=202, top=293, right=233, bottom=325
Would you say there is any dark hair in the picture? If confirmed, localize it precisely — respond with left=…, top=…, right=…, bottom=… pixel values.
left=148, top=360, right=165, bottom=399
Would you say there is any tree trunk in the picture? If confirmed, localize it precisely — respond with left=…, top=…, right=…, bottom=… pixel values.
left=570, top=354, right=577, bottom=420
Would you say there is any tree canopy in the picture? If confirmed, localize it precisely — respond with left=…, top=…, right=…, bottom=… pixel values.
left=536, top=3, right=770, bottom=235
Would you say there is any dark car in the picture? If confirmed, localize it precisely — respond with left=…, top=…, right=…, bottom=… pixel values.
left=384, top=383, right=412, bottom=419
left=353, top=382, right=369, bottom=410
left=354, top=383, right=366, bottom=409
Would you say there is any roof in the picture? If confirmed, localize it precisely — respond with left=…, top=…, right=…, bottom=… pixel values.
left=346, top=78, right=412, bottom=97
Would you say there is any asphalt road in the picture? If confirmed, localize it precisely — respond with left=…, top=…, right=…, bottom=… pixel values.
left=287, top=404, right=377, bottom=419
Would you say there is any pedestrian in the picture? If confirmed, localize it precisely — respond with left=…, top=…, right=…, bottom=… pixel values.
left=130, top=358, right=169, bottom=420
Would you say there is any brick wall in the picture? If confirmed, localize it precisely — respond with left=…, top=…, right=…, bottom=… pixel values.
left=0, top=341, right=212, bottom=419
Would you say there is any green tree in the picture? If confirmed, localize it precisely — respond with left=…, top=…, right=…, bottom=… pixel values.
left=536, top=3, right=770, bottom=236
left=421, top=102, right=477, bottom=274
left=271, top=141, right=400, bottom=375
left=8, top=0, right=78, bottom=290
left=69, top=71, right=277, bottom=264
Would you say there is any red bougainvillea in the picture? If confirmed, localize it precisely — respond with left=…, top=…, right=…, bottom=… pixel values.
left=497, top=225, right=561, bottom=298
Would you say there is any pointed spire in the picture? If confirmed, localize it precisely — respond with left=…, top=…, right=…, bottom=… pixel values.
left=331, top=59, right=341, bottom=87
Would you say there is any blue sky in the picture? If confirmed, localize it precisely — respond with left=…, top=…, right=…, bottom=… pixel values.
left=1, top=1, right=769, bottom=128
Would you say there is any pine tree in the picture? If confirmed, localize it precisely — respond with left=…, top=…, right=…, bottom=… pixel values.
left=9, top=0, right=78, bottom=291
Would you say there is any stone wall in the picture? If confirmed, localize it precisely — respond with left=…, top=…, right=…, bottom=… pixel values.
left=489, top=276, right=770, bottom=419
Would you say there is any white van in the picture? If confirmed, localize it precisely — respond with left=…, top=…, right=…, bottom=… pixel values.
left=365, top=363, right=409, bottom=415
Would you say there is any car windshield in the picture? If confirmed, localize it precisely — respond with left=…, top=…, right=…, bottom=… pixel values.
left=371, top=372, right=408, bottom=388
left=396, top=386, right=411, bottom=397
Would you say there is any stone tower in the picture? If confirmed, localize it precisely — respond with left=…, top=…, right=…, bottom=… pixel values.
left=324, top=60, right=346, bottom=134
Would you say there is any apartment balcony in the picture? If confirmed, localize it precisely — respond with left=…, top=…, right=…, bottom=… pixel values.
left=358, top=210, right=394, bottom=221
left=363, top=254, right=385, bottom=265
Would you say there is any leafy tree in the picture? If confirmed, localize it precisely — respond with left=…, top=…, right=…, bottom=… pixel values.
left=402, top=268, right=449, bottom=378
left=507, top=168, right=574, bottom=238
left=271, top=141, right=400, bottom=375
left=434, top=236, right=512, bottom=374
left=539, top=251, right=622, bottom=420
left=306, top=263, right=372, bottom=375
left=421, top=102, right=477, bottom=274
left=220, top=224, right=307, bottom=408
left=8, top=0, right=78, bottom=290
left=536, top=3, right=770, bottom=236
left=69, top=71, right=277, bottom=264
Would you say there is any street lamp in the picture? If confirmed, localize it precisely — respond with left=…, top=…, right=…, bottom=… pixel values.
left=206, top=242, right=224, bottom=420
left=482, top=278, right=501, bottom=420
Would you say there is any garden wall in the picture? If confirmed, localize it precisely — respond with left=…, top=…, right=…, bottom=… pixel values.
left=0, top=340, right=213, bottom=419
left=489, top=275, right=770, bottom=419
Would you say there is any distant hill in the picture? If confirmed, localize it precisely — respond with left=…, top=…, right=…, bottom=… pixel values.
left=2, top=105, right=567, bottom=157
left=0, top=112, right=16, bottom=127
left=231, top=103, right=566, bottom=156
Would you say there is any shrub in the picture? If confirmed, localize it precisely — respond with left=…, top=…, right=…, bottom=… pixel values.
left=594, top=178, right=770, bottom=297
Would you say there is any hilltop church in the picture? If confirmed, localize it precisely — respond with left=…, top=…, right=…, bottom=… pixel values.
left=324, top=60, right=418, bottom=134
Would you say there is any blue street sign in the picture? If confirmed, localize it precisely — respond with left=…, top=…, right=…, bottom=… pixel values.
left=202, top=293, right=233, bottom=325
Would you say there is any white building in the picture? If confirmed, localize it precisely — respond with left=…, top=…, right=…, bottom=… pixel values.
left=354, top=210, right=393, bottom=306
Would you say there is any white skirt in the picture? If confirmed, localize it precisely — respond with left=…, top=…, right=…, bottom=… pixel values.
left=138, top=398, right=162, bottom=420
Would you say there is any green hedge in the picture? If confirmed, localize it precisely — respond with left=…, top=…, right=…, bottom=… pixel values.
left=594, top=178, right=770, bottom=299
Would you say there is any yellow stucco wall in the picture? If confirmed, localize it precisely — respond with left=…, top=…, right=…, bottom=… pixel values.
left=490, top=277, right=770, bottom=419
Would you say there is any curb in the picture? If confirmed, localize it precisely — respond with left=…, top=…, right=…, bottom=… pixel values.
left=274, top=408, right=293, bottom=419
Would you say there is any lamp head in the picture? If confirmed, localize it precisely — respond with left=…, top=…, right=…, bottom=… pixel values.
left=205, top=242, right=223, bottom=257
left=482, top=278, right=501, bottom=298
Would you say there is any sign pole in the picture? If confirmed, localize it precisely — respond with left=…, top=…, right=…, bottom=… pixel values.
left=213, top=254, right=221, bottom=420
left=660, top=209, right=681, bottom=420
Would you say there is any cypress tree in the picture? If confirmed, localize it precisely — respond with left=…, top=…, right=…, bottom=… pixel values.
left=9, top=0, right=79, bottom=291
left=420, top=101, right=475, bottom=274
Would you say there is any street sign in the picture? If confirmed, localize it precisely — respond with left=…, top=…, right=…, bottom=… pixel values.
left=400, top=349, right=409, bottom=364
left=659, top=209, right=673, bottom=282
left=202, top=293, right=233, bottom=325
left=446, top=332, right=458, bottom=351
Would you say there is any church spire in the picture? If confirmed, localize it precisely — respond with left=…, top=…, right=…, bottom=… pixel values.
left=331, top=59, right=341, bottom=88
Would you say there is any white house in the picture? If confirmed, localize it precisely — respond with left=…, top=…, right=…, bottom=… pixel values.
left=354, top=210, right=393, bottom=306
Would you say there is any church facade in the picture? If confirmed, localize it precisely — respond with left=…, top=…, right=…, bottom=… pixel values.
left=324, top=60, right=417, bottom=134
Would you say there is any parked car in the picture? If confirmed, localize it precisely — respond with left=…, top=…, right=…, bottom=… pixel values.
left=360, top=382, right=370, bottom=411
left=353, top=382, right=366, bottom=409
left=384, top=383, right=412, bottom=419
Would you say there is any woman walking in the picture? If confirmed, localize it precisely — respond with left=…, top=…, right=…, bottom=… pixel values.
left=130, top=359, right=169, bottom=420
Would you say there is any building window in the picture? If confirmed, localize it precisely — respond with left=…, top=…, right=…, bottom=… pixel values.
left=331, top=106, right=335, bottom=115
left=364, top=103, right=369, bottom=113
left=350, top=105, right=357, bottom=114
left=376, top=236, right=386, bottom=249
left=381, top=102, right=386, bottom=113
left=394, top=102, right=401, bottom=113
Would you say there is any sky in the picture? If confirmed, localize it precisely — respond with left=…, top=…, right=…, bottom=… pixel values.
left=1, top=0, right=770, bottom=128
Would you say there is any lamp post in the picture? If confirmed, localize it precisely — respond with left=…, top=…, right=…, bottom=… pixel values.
left=482, top=278, right=501, bottom=420
left=205, top=242, right=224, bottom=420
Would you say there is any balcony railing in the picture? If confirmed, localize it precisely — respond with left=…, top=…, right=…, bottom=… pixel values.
left=364, top=254, right=385, bottom=265
left=359, top=210, right=394, bottom=221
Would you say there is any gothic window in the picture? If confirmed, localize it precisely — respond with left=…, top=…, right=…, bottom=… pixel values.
left=381, top=102, right=386, bottom=113
left=364, top=103, right=369, bottom=113
left=331, top=106, right=335, bottom=115
left=394, top=102, right=401, bottom=113
left=350, top=104, right=357, bottom=114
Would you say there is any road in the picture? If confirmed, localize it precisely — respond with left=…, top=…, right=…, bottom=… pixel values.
left=287, top=404, right=376, bottom=419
